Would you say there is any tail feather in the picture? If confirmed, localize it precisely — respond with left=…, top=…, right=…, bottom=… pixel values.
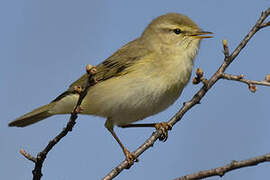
left=9, top=103, right=56, bottom=127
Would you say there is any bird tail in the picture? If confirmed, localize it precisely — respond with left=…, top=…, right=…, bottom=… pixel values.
left=9, top=102, right=56, bottom=127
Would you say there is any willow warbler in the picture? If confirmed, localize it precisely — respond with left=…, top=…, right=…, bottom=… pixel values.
left=9, top=13, right=212, bottom=165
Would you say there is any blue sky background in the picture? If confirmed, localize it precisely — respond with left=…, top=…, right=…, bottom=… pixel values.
left=2, top=1, right=270, bottom=180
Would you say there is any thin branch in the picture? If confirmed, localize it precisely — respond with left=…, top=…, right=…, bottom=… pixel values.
left=175, top=152, right=270, bottom=180
left=260, top=21, right=270, bottom=28
left=103, top=7, right=270, bottom=180
left=221, top=73, right=270, bottom=93
left=222, top=39, right=230, bottom=58
left=20, top=65, right=97, bottom=180
left=20, top=149, right=37, bottom=163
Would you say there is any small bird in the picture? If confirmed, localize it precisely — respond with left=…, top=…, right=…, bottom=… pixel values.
left=9, top=13, right=212, bottom=166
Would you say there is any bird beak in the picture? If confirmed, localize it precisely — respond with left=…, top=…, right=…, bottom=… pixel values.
left=187, top=31, right=213, bottom=39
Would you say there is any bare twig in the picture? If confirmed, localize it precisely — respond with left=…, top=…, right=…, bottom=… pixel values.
left=260, top=21, right=270, bottom=28
left=222, top=39, right=230, bottom=59
left=192, top=68, right=208, bottom=87
left=103, top=7, right=270, bottom=180
left=20, top=149, right=37, bottom=163
left=20, top=64, right=97, bottom=180
left=221, top=73, right=270, bottom=93
left=175, top=152, right=270, bottom=180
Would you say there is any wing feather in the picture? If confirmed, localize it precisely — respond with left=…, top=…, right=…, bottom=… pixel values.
left=52, top=38, right=152, bottom=102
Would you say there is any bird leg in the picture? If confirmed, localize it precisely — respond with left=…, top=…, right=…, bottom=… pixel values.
left=119, top=122, right=172, bottom=142
left=105, top=119, right=138, bottom=168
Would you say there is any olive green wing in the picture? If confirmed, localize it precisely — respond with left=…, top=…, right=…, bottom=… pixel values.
left=52, top=38, right=152, bottom=102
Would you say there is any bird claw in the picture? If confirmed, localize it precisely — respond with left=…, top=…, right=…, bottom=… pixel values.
left=123, top=148, right=138, bottom=169
left=155, top=122, right=172, bottom=142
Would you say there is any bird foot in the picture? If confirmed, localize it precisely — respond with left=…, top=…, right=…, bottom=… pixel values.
left=123, top=148, right=138, bottom=169
left=155, top=122, right=172, bottom=142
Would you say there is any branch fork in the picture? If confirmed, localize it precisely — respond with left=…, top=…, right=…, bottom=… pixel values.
left=21, top=64, right=97, bottom=180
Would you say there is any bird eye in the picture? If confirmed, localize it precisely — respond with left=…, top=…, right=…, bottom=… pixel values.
left=173, top=28, right=182, bottom=35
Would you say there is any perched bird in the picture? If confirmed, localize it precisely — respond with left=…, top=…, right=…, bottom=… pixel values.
left=9, top=13, right=212, bottom=165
